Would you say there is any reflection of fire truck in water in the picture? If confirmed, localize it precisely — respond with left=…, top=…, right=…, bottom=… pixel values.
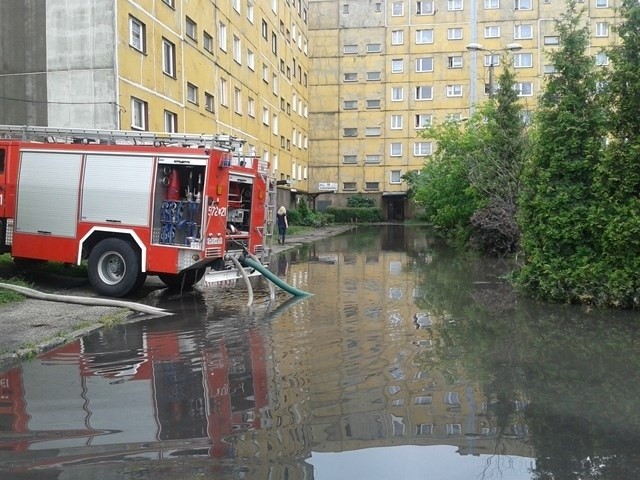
left=0, top=125, right=274, bottom=297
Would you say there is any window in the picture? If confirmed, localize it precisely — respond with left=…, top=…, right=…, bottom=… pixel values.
left=343, top=182, right=357, bottom=191
left=203, top=32, right=213, bottom=52
left=186, top=17, right=197, bottom=40
left=392, top=2, right=404, bottom=15
left=232, top=36, right=242, bottom=63
left=391, top=115, right=403, bottom=129
left=247, top=97, right=255, bottom=116
left=344, top=72, right=358, bottom=82
left=595, top=22, right=609, bottom=37
left=271, top=32, right=278, bottom=55
left=187, top=83, right=198, bottom=104
left=415, top=86, right=433, bottom=100
left=595, top=52, right=609, bottom=66
left=131, top=97, right=148, bottom=130
left=247, top=1, right=254, bottom=22
left=162, top=39, right=176, bottom=77
left=414, top=113, right=432, bottom=128
left=262, top=106, right=269, bottom=125
left=261, top=20, right=268, bottom=39
left=162, top=0, right=175, bottom=7
left=205, top=92, right=214, bottom=112
left=366, top=99, right=381, bottom=109
left=391, top=30, right=404, bottom=45
left=367, top=71, right=382, bottom=81
left=247, top=49, right=255, bottom=70
left=484, top=54, right=500, bottom=67
left=515, top=0, right=532, bottom=9
left=416, top=57, right=433, bottom=72
left=367, top=43, right=382, bottom=53
left=220, top=78, right=228, bottom=106
left=417, top=424, right=433, bottom=435
left=344, top=44, right=358, bottom=54
left=514, top=24, right=533, bottom=39
left=365, top=182, right=379, bottom=191
left=262, top=63, right=269, bottom=82
left=375, top=3, right=383, bottom=12
left=596, top=0, right=608, bottom=7
left=391, top=59, right=404, bottom=73
left=544, top=36, right=559, bottom=45
left=273, top=114, right=279, bottom=135
left=447, top=424, right=462, bottom=435
left=164, top=110, right=177, bottom=132
left=232, top=0, right=241, bottom=13
left=129, top=16, right=146, bottom=52
left=344, top=100, right=358, bottom=109
left=390, top=143, right=402, bottom=156
left=416, top=29, right=434, bottom=44
left=343, top=128, right=358, bottom=137
left=219, top=22, right=227, bottom=51
left=390, top=170, right=402, bottom=183
left=365, top=127, right=381, bottom=136
left=516, top=82, right=533, bottom=96
left=448, top=28, right=463, bottom=40
left=447, top=84, right=463, bottom=97
left=448, top=0, right=463, bottom=10
left=417, top=1, right=435, bottom=14
left=543, top=64, right=556, bottom=74
left=447, top=112, right=463, bottom=121
left=484, top=26, right=500, bottom=38
left=448, top=56, right=463, bottom=68
left=391, top=87, right=404, bottom=101
left=414, top=142, right=432, bottom=155
left=484, top=0, right=499, bottom=7
left=366, top=154, right=381, bottom=164
left=513, top=52, right=533, bottom=68
left=234, top=88, right=242, bottom=114
left=343, top=155, right=357, bottom=164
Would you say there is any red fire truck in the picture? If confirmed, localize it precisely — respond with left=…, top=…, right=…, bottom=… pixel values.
left=0, top=125, right=274, bottom=297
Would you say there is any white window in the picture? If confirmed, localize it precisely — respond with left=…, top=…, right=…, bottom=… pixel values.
left=484, top=0, right=499, bottom=7
left=448, top=28, right=463, bottom=40
left=164, top=110, right=177, bottom=132
left=390, top=170, right=402, bottom=184
left=162, top=38, right=175, bottom=76
left=391, top=87, right=404, bottom=101
left=344, top=128, right=358, bottom=137
left=448, top=0, right=463, bottom=10
left=414, top=142, right=432, bottom=156
left=262, top=107, right=269, bottom=125
left=391, top=30, right=404, bottom=45
left=162, top=0, right=175, bottom=7
left=417, top=1, right=435, bottom=14
left=448, top=56, right=463, bottom=68
left=343, top=3, right=350, bottom=13
left=414, top=113, right=432, bottom=128
left=447, top=112, right=463, bottom=121
left=516, top=82, right=533, bottom=96
left=131, top=97, right=147, bottom=130
left=344, top=72, right=358, bottom=82
left=416, top=29, right=434, bottom=44
left=391, top=115, right=403, bottom=129
left=365, top=127, right=381, bottom=136
left=514, top=24, right=533, bottom=39
left=187, top=82, right=198, bottom=104
left=220, top=78, right=228, bottom=106
left=415, top=85, right=433, bottom=100
left=344, top=44, right=358, bottom=54
left=391, top=59, right=404, bottom=73
left=390, top=143, right=403, bottom=156
left=543, top=64, right=556, bottom=74
left=484, top=54, right=500, bottom=67
left=515, top=0, right=532, bottom=10
left=205, top=92, right=214, bottom=112
left=366, top=99, right=381, bottom=108
left=218, top=22, right=227, bottom=51
left=343, top=182, right=357, bottom=191
left=247, top=49, right=255, bottom=70
left=203, top=32, right=213, bottom=52
left=129, top=16, right=146, bottom=52
left=595, top=52, right=609, bottom=66
left=272, top=114, right=278, bottom=134
left=247, top=1, right=254, bottom=22
left=233, top=35, right=242, bottom=63
left=596, top=0, right=608, bottom=7
left=366, top=154, right=381, bottom=164
left=595, top=22, right=609, bottom=37
left=343, top=155, right=357, bottom=164
left=484, top=26, right=500, bottom=38
left=447, top=84, right=463, bottom=97
left=544, top=36, right=559, bottom=45
left=375, top=3, right=383, bottom=12
left=234, top=88, right=242, bottom=114
left=262, top=64, right=269, bottom=82
left=513, top=52, right=533, bottom=68
left=416, top=57, right=433, bottom=72
left=367, top=71, right=382, bottom=81
left=392, top=2, right=404, bottom=15
left=365, top=182, right=380, bottom=191
left=186, top=17, right=197, bottom=40
left=344, top=100, right=358, bottom=109
left=367, top=43, right=382, bottom=53
left=232, top=0, right=241, bottom=12
left=247, top=97, right=255, bottom=116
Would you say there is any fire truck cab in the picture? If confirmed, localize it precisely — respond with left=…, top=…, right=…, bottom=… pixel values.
left=0, top=126, right=274, bottom=297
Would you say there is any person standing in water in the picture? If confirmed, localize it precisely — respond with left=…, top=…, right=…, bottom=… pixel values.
left=276, top=206, right=288, bottom=244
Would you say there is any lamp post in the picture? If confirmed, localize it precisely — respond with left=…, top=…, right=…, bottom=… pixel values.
left=466, top=42, right=522, bottom=99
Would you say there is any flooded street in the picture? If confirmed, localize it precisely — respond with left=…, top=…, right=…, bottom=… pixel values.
left=2, top=225, right=640, bottom=479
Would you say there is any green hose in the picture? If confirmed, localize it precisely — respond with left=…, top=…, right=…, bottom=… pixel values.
left=241, top=257, right=312, bottom=297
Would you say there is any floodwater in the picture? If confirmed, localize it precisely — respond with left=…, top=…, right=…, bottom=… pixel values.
left=1, top=225, right=640, bottom=480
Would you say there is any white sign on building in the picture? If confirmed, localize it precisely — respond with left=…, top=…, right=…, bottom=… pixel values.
left=318, top=182, right=337, bottom=191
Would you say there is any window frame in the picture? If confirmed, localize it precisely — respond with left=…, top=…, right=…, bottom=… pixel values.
left=129, top=16, right=146, bottom=53
left=162, top=38, right=176, bottom=77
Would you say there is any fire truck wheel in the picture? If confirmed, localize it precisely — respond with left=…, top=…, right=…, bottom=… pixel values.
left=88, top=238, right=142, bottom=297
left=158, top=268, right=205, bottom=290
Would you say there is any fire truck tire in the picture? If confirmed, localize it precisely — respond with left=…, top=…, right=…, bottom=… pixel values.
left=158, top=268, right=205, bottom=290
left=88, top=238, right=142, bottom=298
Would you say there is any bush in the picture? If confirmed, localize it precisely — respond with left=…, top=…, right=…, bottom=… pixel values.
left=347, top=194, right=375, bottom=208
left=326, top=207, right=382, bottom=223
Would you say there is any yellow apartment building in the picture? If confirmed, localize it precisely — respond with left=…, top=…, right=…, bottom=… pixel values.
left=0, top=0, right=619, bottom=217
left=307, top=0, right=618, bottom=219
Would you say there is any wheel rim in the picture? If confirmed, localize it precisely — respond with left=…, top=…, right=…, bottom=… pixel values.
left=97, top=251, right=126, bottom=286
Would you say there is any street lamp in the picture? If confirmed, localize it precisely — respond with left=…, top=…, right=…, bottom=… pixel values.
left=466, top=42, right=522, bottom=98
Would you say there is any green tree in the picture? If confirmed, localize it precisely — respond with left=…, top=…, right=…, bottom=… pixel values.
left=516, top=0, right=607, bottom=304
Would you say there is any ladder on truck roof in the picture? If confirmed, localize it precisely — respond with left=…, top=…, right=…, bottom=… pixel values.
left=0, top=124, right=246, bottom=152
